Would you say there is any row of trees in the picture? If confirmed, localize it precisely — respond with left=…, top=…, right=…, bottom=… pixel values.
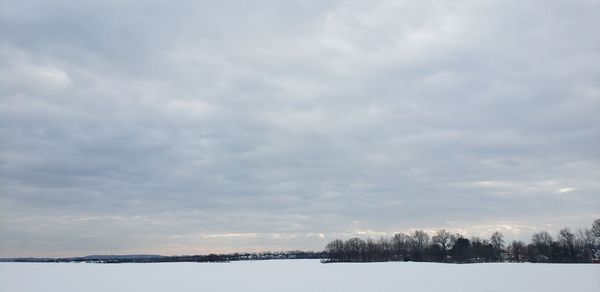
left=324, top=219, right=600, bottom=263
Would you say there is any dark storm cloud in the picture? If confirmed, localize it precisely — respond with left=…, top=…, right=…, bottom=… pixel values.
left=1, top=0, right=599, bottom=257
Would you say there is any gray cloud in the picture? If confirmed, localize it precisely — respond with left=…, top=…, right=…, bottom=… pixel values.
left=1, top=0, right=599, bottom=257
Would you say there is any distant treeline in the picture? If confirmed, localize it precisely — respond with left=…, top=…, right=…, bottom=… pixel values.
left=5, top=219, right=599, bottom=264
left=324, top=218, right=600, bottom=264
left=1, top=251, right=327, bottom=264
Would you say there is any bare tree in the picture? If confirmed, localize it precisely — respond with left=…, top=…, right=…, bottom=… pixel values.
left=432, top=229, right=453, bottom=262
left=490, top=231, right=505, bottom=260
left=509, top=240, right=527, bottom=262
left=532, top=231, right=553, bottom=246
left=432, top=229, right=452, bottom=251
left=410, top=230, right=430, bottom=261
left=378, top=237, right=393, bottom=261
left=324, top=239, right=345, bottom=262
left=592, top=219, right=600, bottom=260
left=448, top=233, right=460, bottom=250
left=345, top=238, right=366, bottom=262
left=557, top=228, right=576, bottom=261
left=592, top=219, right=600, bottom=238
left=575, top=228, right=595, bottom=262
left=531, top=231, right=553, bottom=259
left=392, top=233, right=410, bottom=261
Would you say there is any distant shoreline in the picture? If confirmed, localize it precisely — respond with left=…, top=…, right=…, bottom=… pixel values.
left=0, top=251, right=327, bottom=263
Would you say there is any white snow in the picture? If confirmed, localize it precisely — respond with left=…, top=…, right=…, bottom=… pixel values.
left=1, top=260, right=599, bottom=292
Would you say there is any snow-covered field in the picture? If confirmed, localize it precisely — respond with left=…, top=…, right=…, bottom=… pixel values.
left=1, top=260, right=599, bottom=292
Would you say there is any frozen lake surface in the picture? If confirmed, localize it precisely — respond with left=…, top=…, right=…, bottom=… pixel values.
left=1, top=260, right=599, bottom=292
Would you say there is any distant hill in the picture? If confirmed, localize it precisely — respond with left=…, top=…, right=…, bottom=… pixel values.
left=0, top=251, right=327, bottom=263
left=81, top=255, right=166, bottom=260
left=0, top=254, right=166, bottom=262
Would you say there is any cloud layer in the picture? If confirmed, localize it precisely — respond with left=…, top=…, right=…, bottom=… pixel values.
left=1, top=0, right=599, bottom=257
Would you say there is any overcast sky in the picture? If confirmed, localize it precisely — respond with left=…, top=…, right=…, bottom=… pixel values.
left=1, top=0, right=599, bottom=257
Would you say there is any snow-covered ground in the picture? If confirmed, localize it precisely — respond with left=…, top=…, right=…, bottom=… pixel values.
left=1, top=260, right=599, bottom=292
